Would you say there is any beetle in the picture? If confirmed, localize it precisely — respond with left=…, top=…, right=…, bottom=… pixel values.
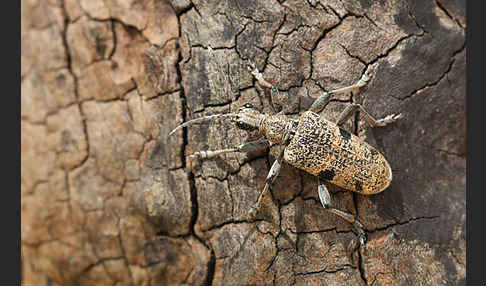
left=169, top=67, right=402, bottom=245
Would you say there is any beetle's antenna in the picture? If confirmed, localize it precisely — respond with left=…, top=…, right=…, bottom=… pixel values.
left=168, top=113, right=238, bottom=136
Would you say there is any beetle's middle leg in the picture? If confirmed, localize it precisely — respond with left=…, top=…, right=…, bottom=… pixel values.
left=248, top=148, right=284, bottom=220
left=318, top=178, right=367, bottom=245
left=308, top=72, right=371, bottom=114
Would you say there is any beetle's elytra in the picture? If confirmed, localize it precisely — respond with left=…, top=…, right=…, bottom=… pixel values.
left=169, top=66, right=402, bottom=245
left=284, top=111, right=392, bottom=195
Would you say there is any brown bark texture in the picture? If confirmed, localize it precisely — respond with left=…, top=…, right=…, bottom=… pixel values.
left=21, top=0, right=466, bottom=285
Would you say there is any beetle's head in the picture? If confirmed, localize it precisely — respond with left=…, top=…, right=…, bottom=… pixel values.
left=168, top=103, right=264, bottom=137
left=233, top=103, right=263, bottom=131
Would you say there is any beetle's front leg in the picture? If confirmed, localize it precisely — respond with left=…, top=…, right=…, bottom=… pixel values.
left=187, top=139, right=269, bottom=168
left=318, top=178, right=367, bottom=245
left=248, top=64, right=280, bottom=113
left=248, top=148, right=284, bottom=221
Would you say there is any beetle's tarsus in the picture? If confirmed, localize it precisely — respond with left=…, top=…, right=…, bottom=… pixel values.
left=353, top=220, right=367, bottom=246
left=358, top=232, right=367, bottom=246
left=247, top=205, right=259, bottom=222
left=375, top=113, right=403, bottom=127
left=356, top=70, right=371, bottom=88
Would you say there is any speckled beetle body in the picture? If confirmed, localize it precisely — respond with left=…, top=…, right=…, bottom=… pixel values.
left=284, top=111, right=392, bottom=195
left=169, top=67, right=402, bottom=245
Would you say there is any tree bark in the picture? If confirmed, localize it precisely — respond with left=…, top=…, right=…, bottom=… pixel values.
left=21, top=0, right=466, bottom=285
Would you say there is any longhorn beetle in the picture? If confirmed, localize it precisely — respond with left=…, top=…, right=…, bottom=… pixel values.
left=169, top=66, right=402, bottom=245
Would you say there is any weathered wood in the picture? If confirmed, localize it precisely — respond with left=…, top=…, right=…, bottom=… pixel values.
left=21, top=0, right=466, bottom=285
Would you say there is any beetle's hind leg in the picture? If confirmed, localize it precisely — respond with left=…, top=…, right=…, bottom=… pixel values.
left=308, top=71, right=371, bottom=114
left=318, top=178, right=367, bottom=245
left=336, top=103, right=402, bottom=128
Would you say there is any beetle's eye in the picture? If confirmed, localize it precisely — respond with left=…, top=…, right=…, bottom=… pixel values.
left=236, top=121, right=256, bottom=131
left=241, top=103, right=261, bottom=113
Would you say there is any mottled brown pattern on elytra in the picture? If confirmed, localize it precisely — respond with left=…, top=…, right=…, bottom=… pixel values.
left=283, top=111, right=392, bottom=195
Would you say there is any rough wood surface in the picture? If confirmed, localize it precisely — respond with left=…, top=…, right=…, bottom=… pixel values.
left=21, top=0, right=466, bottom=285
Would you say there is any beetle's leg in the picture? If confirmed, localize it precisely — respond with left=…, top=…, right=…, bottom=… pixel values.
left=248, top=64, right=280, bottom=113
left=248, top=148, right=284, bottom=220
left=309, top=72, right=371, bottom=114
left=336, top=103, right=403, bottom=128
left=188, top=139, right=269, bottom=163
left=318, top=178, right=367, bottom=245
left=308, top=91, right=333, bottom=114
left=249, top=66, right=278, bottom=93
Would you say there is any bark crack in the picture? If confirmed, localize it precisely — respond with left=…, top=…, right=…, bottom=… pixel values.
left=357, top=248, right=368, bottom=285
left=60, top=0, right=90, bottom=172
left=295, top=264, right=355, bottom=276
left=396, top=41, right=465, bottom=101
left=434, top=0, right=465, bottom=30
left=368, top=215, right=440, bottom=233
left=307, top=14, right=349, bottom=81
left=174, top=8, right=217, bottom=285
